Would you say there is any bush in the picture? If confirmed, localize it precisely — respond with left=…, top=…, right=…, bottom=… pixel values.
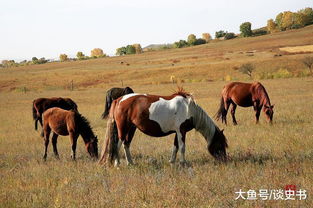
left=224, top=33, right=236, bottom=40
left=215, top=30, right=227, bottom=39
left=273, top=68, right=292, bottom=78
left=174, top=40, right=188, bottom=48
left=238, top=63, right=254, bottom=77
left=194, top=38, right=206, bottom=45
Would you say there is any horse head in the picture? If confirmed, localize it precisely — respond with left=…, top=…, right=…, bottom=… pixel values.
left=86, top=136, right=98, bottom=159
left=208, top=128, right=228, bottom=161
left=264, top=104, right=274, bottom=124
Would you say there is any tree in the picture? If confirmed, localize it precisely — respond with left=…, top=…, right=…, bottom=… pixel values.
left=280, top=11, right=294, bottom=30
left=173, top=40, right=188, bottom=48
left=76, top=51, right=85, bottom=60
left=187, top=34, right=197, bottom=46
left=202, top=33, right=212, bottom=43
left=116, top=47, right=127, bottom=56
left=215, top=30, right=227, bottom=39
left=133, top=44, right=143, bottom=54
left=91, top=48, right=105, bottom=58
left=125, top=45, right=136, bottom=54
left=240, top=22, right=252, bottom=37
left=299, top=7, right=313, bottom=25
left=32, top=57, right=39, bottom=64
left=238, top=63, right=255, bottom=78
left=59, top=54, right=68, bottom=62
left=303, top=56, right=313, bottom=75
left=38, top=57, right=47, bottom=64
left=267, top=19, right=277, bottom=33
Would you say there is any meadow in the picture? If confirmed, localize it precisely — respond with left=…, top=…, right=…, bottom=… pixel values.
left=1, top=26, right=313, bottom=207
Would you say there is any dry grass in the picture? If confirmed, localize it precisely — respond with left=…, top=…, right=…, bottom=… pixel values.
left=0, top=78, right=313, bottom=207
left=1, top=25, right=313, bottom=207
left=279, top=45, right=313, bottom=53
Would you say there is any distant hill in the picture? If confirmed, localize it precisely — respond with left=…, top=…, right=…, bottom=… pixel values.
left=143, top=44, right=173, bottom=51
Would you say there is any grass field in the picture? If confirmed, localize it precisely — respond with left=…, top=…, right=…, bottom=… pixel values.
left=0, top=78, right=313, bottom=208
left=1, top=25, right=313, bottom=207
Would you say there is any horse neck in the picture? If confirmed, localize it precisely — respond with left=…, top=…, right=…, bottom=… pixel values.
left=77, top=116, right=95, bottom=144
left=189, top=101, right=216, bottom=144
left=258, top=86, right=271, bottom=107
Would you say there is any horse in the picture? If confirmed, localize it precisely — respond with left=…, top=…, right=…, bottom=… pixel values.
left=32, top=97, right=78, bottom=132
left=99, top=88, right=228, bottom=166
left=42, top=107, right=98, bottom=160
left=101, top=87, right=134, bottom=119
left=215, top=82, right=274, bottom=125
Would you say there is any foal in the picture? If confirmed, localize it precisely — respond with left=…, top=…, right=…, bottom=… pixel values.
left=42, top=107, right=98, bottom=160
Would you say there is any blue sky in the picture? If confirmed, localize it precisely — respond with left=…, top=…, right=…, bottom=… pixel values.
left=0, top=0, right=311, bottom=61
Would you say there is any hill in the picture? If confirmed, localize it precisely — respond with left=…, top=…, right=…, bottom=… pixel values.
left=0, top=25, right=313, bottom=92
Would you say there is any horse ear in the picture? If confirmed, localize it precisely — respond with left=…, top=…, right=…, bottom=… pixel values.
left=221, top=129, right=224, bottom=132
left=271, top=104, right=274, bottom=109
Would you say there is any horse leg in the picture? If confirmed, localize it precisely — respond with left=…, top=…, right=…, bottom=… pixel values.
left=51, top=133, right=59, bottom=159
left=253, top=101, right=261, bottom=124
left=39, top=117, right=44, bottom=137
left=177, top=131, right=186, bottom=165
left=113, top=139, right=122, bottom=167
left=231, top=103, right=238, bottom=125
left=223, top=99, right=231, bottom=125
left=70, top=132, right=78, bottom=160
left=122, top=125, right=136, bottom=166
left=169, top=134, right=178, bottom=163
left=43, top=127, right=51, bottom=161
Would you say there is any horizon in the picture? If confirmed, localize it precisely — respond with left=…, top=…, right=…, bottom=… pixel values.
left=0, top=0, right=311, bottom=62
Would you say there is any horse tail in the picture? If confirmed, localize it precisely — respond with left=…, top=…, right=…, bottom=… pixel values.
left=215, top=96, right=226, bottom=122
left=99, top=101, right=119, bottom=165
left=101, top=93, right=112, bottom=119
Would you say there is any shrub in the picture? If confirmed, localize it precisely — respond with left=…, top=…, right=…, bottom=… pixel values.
left=194, top=38, right=206, bottom=45
left=224, top=33, right=236, bottom=40
left=215, top=30, right=227, bottom=39
left=238, top=63, right=254, bottom=78
left=174, top=40, right=188, bottom=48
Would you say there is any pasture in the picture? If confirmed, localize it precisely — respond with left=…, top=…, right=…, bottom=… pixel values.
left=1, top=25, right=313, bottom=207
left=0, top=77, right=312, bottom=207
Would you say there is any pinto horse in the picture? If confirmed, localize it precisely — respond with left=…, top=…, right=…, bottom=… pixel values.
left=101, top=87, right=134, bottom=119
left=42, top=107, right=98, bottom=160
left=215, top=82, right=274, bottom=125
left=32, top=97, right=78, bottom=132
left=99, top=89, right=228, bottom=166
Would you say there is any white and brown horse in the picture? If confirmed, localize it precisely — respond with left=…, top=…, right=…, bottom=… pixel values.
left=99, top=89, right=228, bottom=166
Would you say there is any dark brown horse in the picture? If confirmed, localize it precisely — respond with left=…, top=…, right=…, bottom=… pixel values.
left=42, top=107, right=98, bottom=160
left=99, top=89, right=228, bottom=166
left=32, top=97, right=78, bottom=131
left=215, top=82, right=274, bottom=125
left=101, top=87, right=134, bottom=119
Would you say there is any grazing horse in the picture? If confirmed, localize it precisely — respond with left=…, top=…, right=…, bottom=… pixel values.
left=101, top=87, right=134, bottom=119
left=32, top=97, right=78, bottom=132
left=42, top=107, right=98, bottom=160
left=99, top=89, right=228, bottom=166
left=215, top=82, right=274, bottom=125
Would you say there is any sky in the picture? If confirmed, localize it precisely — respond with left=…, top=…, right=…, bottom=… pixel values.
left=0, top=0, right=311, bottom=61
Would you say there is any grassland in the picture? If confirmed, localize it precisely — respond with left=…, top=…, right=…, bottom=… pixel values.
left=1, top=26, right=313, bottom=207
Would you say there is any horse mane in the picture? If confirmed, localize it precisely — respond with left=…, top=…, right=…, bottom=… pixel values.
left=254, top=82, right=271, bottom=106
left=188, top=100, right=216, bottom=143
left=172, top=87, right=192, bottom=98
left=75, top=113, right=96, bottom=142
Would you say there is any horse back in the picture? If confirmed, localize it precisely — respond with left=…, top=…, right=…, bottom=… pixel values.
left=43, top=107, right=76, bottom=136
left=223, top=82, right=255, bottom=107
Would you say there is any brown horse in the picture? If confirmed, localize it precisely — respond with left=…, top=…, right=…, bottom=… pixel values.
left=32, top=97, right=78, bottom=132
left=99, top=89, right=228, bottom=166
left=101, top=87, right=134, bottom=119
left=42, top=107, right=98, bottom=160
left=215, top=82, right=274, bottom=125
